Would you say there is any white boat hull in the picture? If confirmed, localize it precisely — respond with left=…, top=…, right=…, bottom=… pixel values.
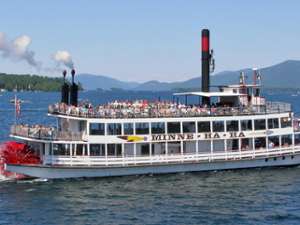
left=5, top=154, right=300, bottom=179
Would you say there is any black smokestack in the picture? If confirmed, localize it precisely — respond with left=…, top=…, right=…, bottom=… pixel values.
left=201, top=29, right=210, bottom=105
left=70, top=69, right=78, bottom=106
left=61, top=70, right=69, bottom=104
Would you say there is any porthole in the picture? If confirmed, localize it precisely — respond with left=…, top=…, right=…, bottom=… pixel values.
left=273, top=157, right=277, bottom=161
left=265, top=158, right=268, bottom=162
left=282, top=156, right=285, bottom=160
left=291, top=155, right=294, bottom=159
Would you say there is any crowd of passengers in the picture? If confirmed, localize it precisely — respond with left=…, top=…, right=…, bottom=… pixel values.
left=12, top=124, right=55, bottom=138
left=49, top=100, right=253, bottom=118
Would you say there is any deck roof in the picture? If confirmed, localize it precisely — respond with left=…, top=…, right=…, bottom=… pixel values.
left=173, top=91, right=246, bottom=97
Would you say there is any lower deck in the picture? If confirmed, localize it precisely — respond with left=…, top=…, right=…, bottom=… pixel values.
left=43, top=144, right=300, bottom=167
left=6, top=150, right=300, bottom=179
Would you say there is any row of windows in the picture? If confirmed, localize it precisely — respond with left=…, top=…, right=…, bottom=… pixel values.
left=51, top=133, right=300, bottom=156
left=89, top=117, right=292, bottom=135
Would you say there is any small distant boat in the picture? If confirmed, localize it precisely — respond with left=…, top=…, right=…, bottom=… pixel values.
left=10, top=99, right=26, bottom=104
left=291, top=94, right=298, bottom=97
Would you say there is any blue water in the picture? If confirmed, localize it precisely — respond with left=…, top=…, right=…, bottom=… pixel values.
left=1, top=90, right=300, bottom=225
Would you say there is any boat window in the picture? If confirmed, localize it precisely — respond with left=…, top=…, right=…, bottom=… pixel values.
left=281, top=117, right=292, bottom=128
left=52, top=144, right=70, bottom=155
left=255, top=137, right=266, bottom=149
left=213, top=121, right=224, bottom=132
left=268, top=118, right=279, bottom=129
left=136, top=143, right=150, bottom=156
left=167, top=122, right=181, bottom=133
left=90, top=123, right=105, bottom=135
left=151, top=122, right=165, bottom=134
left=241, top=138, right=253, bottom=151
left=183, top=141, right=196, bottom=154
left=79, top=121, right=86, bottom=132
left=107, top=123, right=122, bottom=135
left=90, top=144, right=105, bottom=156
left=268, top=136, right=280, bottom=148
left=227, top=139, right=239, bottom=152
left=124, top=143, right=134, bottom=157
left=107, top=144, right=122, bottom=156
left=124, top=123, right=134, bottom=135
left=197, top=140, right=211, bottom=153
left=197, top=121, right=211, bottom=133
left=168, top=141, right=181, bottom=154
left=295, top=134, right=300, bottom=146
left=152, top=142, right=166, bottom=155
left=213, top=140, right=225, bottom=152
left=226, top=120, right=239, bottom=132
left=183, top=122, right=196, bottom=133
left=241, top=120, right=252, bottom=131
left=254, top=119, right=266, bottom=130
left=75, top=144, right=86, bottom=156
left=135, top=123, right=149, bottom=135
left=281, top=135, right=292, bottom=147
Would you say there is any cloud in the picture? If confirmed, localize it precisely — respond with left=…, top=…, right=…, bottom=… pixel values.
left=53, top=50, right=74, bottom=69
left=0, top=32, right=41, bottom=69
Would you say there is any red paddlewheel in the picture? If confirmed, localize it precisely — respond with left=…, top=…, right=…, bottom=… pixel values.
left=0, top=141, right=41, bottom=179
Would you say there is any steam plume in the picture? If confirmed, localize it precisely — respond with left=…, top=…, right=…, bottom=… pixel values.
left=0, top=32, right=41, bottom=69
left=53, top=50, right=74, bottom=69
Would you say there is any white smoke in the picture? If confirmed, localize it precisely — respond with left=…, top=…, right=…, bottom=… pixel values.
left=0, top=32, right=41, bottom=69
left=0, top=32, right=76, bottom=73
left=53, top=50, right=74, bottom=69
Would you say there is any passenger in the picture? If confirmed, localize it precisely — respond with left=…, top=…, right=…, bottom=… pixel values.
left=268, top=141, right=275, bottom=149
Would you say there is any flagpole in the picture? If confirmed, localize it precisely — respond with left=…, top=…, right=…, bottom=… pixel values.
left=14, top=94, right=17, bottom=125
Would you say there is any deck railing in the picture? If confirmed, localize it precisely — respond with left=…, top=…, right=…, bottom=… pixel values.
left=43, top=145, right=300, bottom=166
left=48, top=101, right=292, bottom=119
left=10, top=124, right=84, bottom=141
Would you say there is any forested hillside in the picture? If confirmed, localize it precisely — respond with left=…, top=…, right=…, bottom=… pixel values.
left=0, top=73, right=81, bottom=91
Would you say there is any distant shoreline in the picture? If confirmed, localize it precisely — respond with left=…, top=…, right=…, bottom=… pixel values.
left=2, top=87, right=298, bottom=94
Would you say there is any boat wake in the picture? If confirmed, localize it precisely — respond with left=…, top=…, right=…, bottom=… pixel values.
left=0, top=141, right=40, bottom=180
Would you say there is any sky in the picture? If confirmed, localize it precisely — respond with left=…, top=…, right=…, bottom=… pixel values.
left=0, top=0, right=300, bottom=82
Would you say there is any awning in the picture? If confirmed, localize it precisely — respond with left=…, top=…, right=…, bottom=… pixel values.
left=173, top=91, right=246, bottom=97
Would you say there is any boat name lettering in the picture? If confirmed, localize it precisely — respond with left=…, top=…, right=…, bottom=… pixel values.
left=204, top=132, right=245, bottom=139
left=151, top=134, right=194, bottom=141
left=151, top=132, right=245, bottom=141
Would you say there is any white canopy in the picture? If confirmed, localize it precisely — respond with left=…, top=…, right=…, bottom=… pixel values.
left=173, top=91, right=246, bottom=97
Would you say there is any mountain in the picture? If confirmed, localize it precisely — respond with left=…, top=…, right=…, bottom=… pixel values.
left=76, top=74, right=139, bottom=90
left=77, top=60, right=300, bottom=91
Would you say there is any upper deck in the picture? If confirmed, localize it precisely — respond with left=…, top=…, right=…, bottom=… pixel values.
left=48, top=101, right=292, bottom=119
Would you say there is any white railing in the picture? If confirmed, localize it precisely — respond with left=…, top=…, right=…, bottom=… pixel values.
left=43, top=146, right=300, bottom=166
left=48, top=101, right=292, bottom=119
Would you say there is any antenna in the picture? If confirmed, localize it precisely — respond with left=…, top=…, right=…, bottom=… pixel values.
left=210, top=49, right=215, bottom=73
left=240, top=72, right=245, bottom=85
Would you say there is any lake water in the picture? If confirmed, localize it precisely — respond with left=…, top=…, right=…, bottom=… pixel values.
left=1, top=90, right=300, bottom=225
